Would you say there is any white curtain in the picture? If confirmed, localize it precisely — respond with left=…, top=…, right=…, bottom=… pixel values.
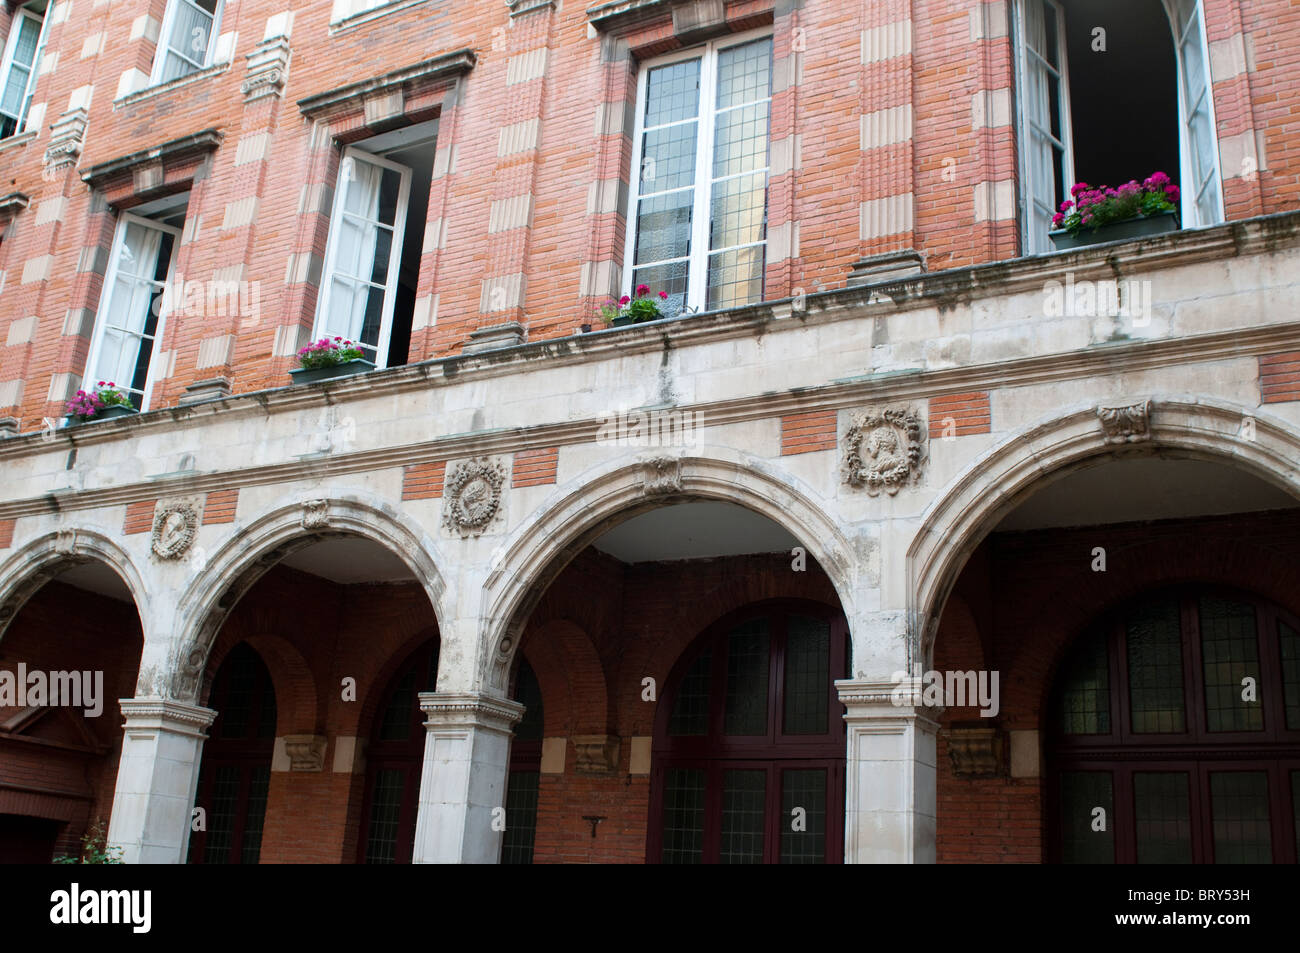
left=322, top=153, right=386, bottom=348
left=1167, top=0, right=1221, bottom=225
left=1021, top=0, right=1071, bottom=253
left=94, top=221, right=166, bottom=400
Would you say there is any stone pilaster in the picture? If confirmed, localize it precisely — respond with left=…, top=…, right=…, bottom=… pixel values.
left=412, top=691, right=525, bottom=864
left=107, top=697, right=217, bottom=864
left=837, top=677, right=940, bottom=863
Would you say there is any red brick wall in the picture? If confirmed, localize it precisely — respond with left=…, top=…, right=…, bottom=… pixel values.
left=2, top=1, right=1296, bottom=430
left=933, top=507, right=1300, bottom=863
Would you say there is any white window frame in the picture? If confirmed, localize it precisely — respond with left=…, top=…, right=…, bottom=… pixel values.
left=0, top=3, right=52, bottom=136
left=149, top=0, right=223, bottom=86
left=623, top=26, right=773, bottom=316
left=82, top=212, right=183, bottom=412
left=1164, top=0, right=1224, bottom=227
left=311, top=144, right=413, bottom=370
left=1015, top=0, right=1224, bottom=252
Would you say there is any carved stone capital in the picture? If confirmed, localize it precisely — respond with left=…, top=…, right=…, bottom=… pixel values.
left=1097, top=399, right=1152, bottom=444
left=282, top=734, right=327, bottom=771
left=843, top=407, right=925, bottom=495
left=442, top=459, right=505, bottom=536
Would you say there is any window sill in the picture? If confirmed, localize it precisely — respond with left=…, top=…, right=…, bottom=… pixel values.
left=114, top=61, right=232, bottom=109
left=0, top=130, right=38, bottom=154
left=329, top=0, right=430, bottom=35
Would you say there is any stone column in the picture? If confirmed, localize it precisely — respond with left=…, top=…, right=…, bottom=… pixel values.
left=412, top=691, right=525, bottom=864
left=837, top=678, right=940, bottom=863
left=107, top=698, right=217, bottom=864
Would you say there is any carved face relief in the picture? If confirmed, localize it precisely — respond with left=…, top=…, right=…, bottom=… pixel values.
left=151, top=501, right=200, bottom=559
left=443, top=459, right=506, bottom=536
left=843, top=407, right=925, bottom=496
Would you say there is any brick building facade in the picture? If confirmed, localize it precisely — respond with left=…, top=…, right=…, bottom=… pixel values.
left=1, top=0, right=1299, bottom=863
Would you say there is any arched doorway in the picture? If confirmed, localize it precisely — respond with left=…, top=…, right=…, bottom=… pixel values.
left=1049, top=586, right=1300, bottom=863
left=648, top=600, right=849, bottom=863
left=357, top=637, right=438, bottom=863
left=188, top=643, right=277, bottom=864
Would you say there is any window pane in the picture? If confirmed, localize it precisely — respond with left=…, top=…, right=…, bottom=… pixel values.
left=364, top=768, right=405, bottom=863
left=501, top=771, right=540, bottom=864
left=1200, top=596, right=1262, bottom=732
left=783, top=615, right=830, bottom=735
left=1060, top=771, right=1114, bottom=863
left=633, top=189, right=693, bottom=266
left=712, top=102, right=769, bottom=179
left=1279, top=620, right=1300, bottom=730
left=780, top=769, right=826, bottom=864
left=707, top=244, right=764, bottom=311
left=1127, top=597, right=1186, bottom=733
left=720, top=769, right=765, bottom=864
left=709, top=171, right=767, bottom=251
left=203, top=765, right=240, bottom=864
left=668, top=647, right=711, bottom=736
left=660, top=768, right=705, bottom=863
left=641, top=123, right=698, bottom=194
left=1210, top=771, right=1272, bottom=863
left=724, top=618, right=769, bottom=736
left=1058, top=628, right=1110, bottom=735
left=161, top=0, right=215, bottom=81
left=378, top=669, right=416, bottom=741
left=1292, top=771, right=1300, bottom=859
left=716, top=38, right=772, bottom=110
left=644, top=58, right=700, bottom=127
left=1133, top=772, right=1193, bottom=863
left=514, top=662, right=544, bottom=741
left=240, top=765, right=271, bottom=864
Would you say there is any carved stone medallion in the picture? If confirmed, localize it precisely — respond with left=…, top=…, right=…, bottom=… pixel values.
left=152, top=500, right=200, bottom=559
left=443, top=459, right=506, bottom=535
left=843, top=407, right=925, bottom=495
left=301, top=499, right=330, bottom=529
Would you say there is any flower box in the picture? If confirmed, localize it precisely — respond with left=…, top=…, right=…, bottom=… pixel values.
left=65, top=405, right=138, bottom=427
left=289, top=358, right=375, bottom=384
left=1049, top=210, right=1180, bottom=251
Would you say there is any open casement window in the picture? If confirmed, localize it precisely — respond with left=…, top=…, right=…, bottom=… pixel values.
left=0, top=2, right=50, bottom=139
left=625, top=31, right=772, bottom=318
left=1016, top=0, right=1223, bottom=253
left=314, top=146, right=412, bottom=368
left=152, top=0, right=221, bottom=85
left=1165, top=0, right=1222, bottom=227
left=83, top=211, right=182, bottom=411
left=1017, top=0, right=1074, bottom=255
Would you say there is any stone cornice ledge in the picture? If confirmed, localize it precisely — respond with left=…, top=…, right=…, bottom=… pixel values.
left=81, top=130, right=224, bottom=190
left=0, top=191, right=30, bottom=219
left=297, top=49, right=477, bottom=120
left=587, top=0, right=671, bottom=31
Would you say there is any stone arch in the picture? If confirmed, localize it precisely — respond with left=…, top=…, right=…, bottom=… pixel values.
left=516, top=619, right=608, bottom=737
left=480, top=446, right=858, bottom=693
left=0, top=529, right=149, bottom=642
left=910, top=395, right=1300, bottom=670
left=201, top=632, right=318, bottom=737
left=169, top=493, right=451, bottom=703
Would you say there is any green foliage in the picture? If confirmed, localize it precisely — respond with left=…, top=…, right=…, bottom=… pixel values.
left=52, top=818, right=124, bottom=864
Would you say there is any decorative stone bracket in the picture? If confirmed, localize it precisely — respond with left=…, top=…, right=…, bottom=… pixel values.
left=243, top=35, right=292, bottom=103
left=282, top=734, right=328, bottom=771
left=1097, top=399, right=1152, bottom=444
left=945, top=723, right=1003, bottom=778
left=573, top=735, right=621, bottom=775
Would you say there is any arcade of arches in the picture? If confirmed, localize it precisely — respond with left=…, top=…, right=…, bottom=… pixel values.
left=0, top=455, right=1299, bottom=864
